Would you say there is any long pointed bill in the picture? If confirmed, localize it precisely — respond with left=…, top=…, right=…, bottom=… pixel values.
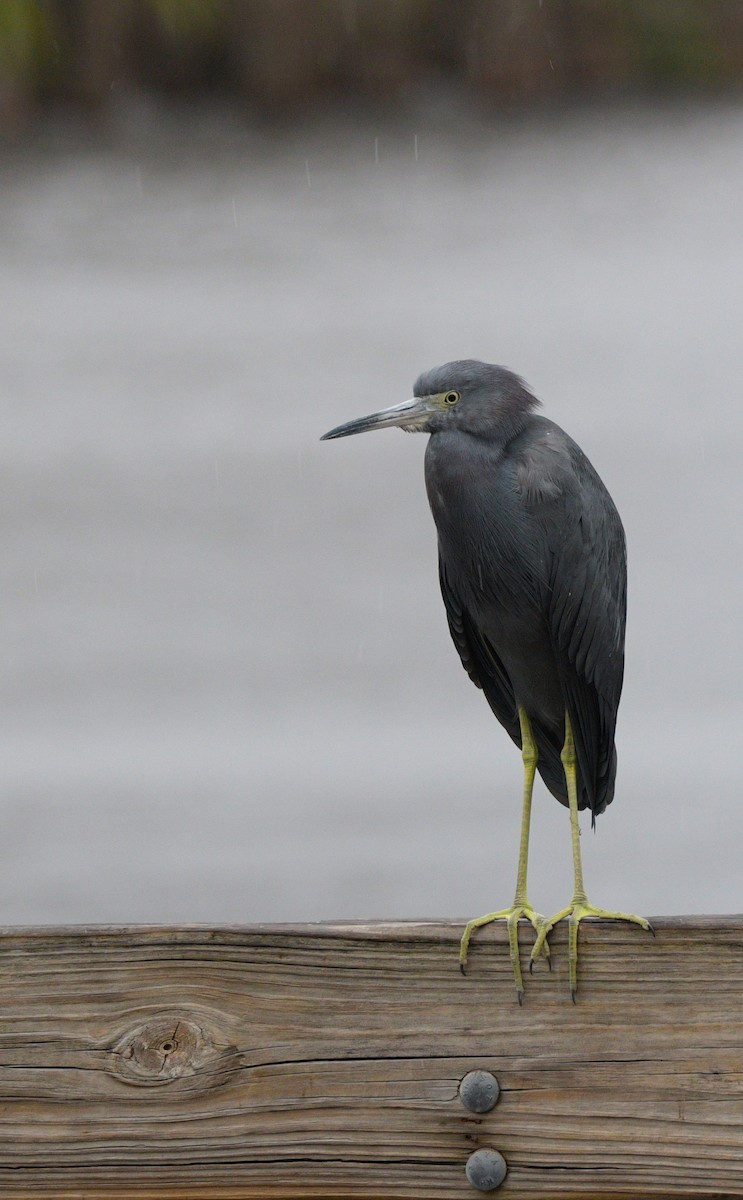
left=321, top=396, right=436, bottom=440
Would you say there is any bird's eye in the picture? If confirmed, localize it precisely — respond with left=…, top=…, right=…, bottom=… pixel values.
left=443, top=391, right=460, bottom=405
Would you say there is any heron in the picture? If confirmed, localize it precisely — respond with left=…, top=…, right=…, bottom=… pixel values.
left=321, top=360, right=651, bottom=1001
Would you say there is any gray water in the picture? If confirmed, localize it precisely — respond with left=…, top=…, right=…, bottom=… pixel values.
left=1, top=100, right=742, bottom=925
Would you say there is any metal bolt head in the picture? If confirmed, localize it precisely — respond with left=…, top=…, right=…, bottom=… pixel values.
left=459, top=1069, right=500, bottom=1113
left=465, top=1148, right=507, bottom=1191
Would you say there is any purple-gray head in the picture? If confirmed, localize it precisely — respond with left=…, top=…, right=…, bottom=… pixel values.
left=321, top=360, right=540, bottom=443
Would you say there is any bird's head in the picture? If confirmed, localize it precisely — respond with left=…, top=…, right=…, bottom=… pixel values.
left=321, top=360, right=540, bottom=443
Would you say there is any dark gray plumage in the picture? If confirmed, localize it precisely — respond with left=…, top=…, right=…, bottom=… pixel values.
left=322, top=359, right=648, bottom=1000
left=418, top=361, right=625, bottom=823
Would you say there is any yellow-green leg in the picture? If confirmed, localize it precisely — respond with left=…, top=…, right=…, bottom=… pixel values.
left=530, top=711, right=652, bottom=1000
left=460, top=707, right=549, bottom=1004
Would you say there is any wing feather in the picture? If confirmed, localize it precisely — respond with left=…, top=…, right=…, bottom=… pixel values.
left=544, top=444, right=626, bottom=817
left=438, top=557, right=521, bottom=747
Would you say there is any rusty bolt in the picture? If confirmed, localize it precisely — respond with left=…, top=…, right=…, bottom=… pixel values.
left=459, top=1069, right=500, bottom=1113
left=465, top=1147, right=507, bottom=1191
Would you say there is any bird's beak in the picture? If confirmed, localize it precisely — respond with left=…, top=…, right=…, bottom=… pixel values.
left=321, top=396, right=436, bottom=440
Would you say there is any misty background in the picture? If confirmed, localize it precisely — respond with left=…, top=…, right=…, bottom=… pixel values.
left=1, top=1, right=741, bottom=925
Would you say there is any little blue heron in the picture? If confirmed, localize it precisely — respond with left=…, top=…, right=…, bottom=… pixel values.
left=321, top=361, right=651, bottom=1000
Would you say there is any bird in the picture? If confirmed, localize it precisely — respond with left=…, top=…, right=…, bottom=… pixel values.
left=321, top=360, right=651, bottom=1001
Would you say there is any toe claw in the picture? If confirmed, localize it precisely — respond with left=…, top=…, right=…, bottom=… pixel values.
left=460, top=904, right=547, bottom=1001
left=537, top=899, right=652, bottom=999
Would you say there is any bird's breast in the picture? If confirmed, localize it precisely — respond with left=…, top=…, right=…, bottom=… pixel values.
left=425, top=433, right=505, bottom=525
left=425, top=433, right=546, bottom=607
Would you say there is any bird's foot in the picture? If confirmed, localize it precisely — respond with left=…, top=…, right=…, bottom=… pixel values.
left=460, top=904, right=550, bottom=1004
left=530, top=899, right=653, bottom=1001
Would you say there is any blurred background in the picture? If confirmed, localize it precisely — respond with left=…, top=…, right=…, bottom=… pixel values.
left=1, top=0, right=742, bottom=926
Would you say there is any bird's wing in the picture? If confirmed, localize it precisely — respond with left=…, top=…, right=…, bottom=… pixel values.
left=438, top=556, right=521, bottom=746
left=539, top=440, right=626, bottom=816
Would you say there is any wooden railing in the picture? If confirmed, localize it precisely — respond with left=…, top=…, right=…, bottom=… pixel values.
left=0, top=916, right=740, bottom=1197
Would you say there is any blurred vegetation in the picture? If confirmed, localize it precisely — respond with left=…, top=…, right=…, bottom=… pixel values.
left=1, top=0, right=743, bottom=135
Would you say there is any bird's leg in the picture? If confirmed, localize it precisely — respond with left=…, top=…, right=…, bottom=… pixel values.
left=530, top=711, right=652, bottom=1000
left=460, top=707, right=549, bottom=1004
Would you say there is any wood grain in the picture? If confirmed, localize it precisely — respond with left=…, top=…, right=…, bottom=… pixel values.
left=0, top=917, right=740, bottom=1197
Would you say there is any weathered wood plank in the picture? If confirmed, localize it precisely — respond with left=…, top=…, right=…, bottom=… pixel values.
left=0, top=917, right=740, bottom=1197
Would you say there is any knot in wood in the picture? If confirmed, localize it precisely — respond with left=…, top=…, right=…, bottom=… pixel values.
left=113, top=1013, right=216, bottom=1086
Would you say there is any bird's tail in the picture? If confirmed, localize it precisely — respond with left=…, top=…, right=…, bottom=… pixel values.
left=531, top=717, right=616, bottom=821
